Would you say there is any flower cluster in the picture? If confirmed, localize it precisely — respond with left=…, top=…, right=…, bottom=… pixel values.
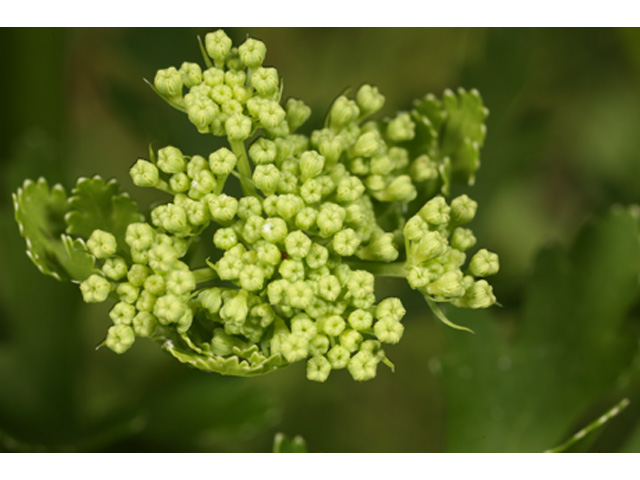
left=19, top=30, right=499, bottom=382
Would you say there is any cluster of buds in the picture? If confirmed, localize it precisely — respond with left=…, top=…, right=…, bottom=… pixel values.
left=69, top=29, right=499, bottom=382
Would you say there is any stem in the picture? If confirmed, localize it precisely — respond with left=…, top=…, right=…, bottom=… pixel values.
left=229, top=139, right=258, bottom=197
left=345, top=260, right=406, bottom=278
left=192, top=266, right=218, bottom=284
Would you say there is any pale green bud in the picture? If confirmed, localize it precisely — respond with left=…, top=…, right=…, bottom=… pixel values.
left=154, top=294, right=189, bottom=325
left=80, top=274, right=111, bottom=303
left=169, top=172, right=190, bottom=193
left=317, top=275, right=341, bottom=302
left=147, top=243, right=179, bottom=274
left=377, top=175, right=417, bottom=203
left=348, top=309, right=373, bottom=331
left=184, top=198, right=209, bottom=226
left=102, top=256, right=128, bottom=281
left=388, top=146, right=409, bottom=169
left=335, top=176, right=365, bottom=203
left=291, top=314, right=318, bottom=340
left=279, top=259, right=305, bottom=283
left=232, top=85, right=251, bottom=103
left=276, top=194, right=304, bottom=221
left=144, top=274, right=165, bottom=296
left=307, top=355, right=331, bottom=382
left=376, top=297, right=406, bottom=323
left=356, top=84, right=385, bottom=117
left=357, top=232, right=398, bottom=262
left=426, top=270, right=465, bottom=298
left=218, top=290, right=249, bottom=326
left=327, top=344, right=350, bottom=369
left=419, top=196, right=451, bottom=225
left=251, top=67, right=279, bottom=97
left=450, top=227, right=477, bottom=251
left=332, top=228, right=361, bottom=257
left=370, top=155, right=395, bottom=176
left=210, top=328, right=237, bottom=356
left=224, top=69, right=246, bottom=87
left=225, top=113, right=253, bottom=141
left=210, top=84, right=233, bottom=104
left=316, top=203, right=346, bottom=238
left=179, top=62, right=202, bottom=88
left=253, top=240, right=281, bottom=266
left=403, top=215, right=428, bottom=242
left=236, top=197, right=262, bottom=220
left=286, top=98, right=311, bottom=132
left=127, top=264, right=149, bottom=287
left=300, top=178, right=323, bottom=205
left=386, top=112, right=415, bottom=142
left=209, top=147, right=237, bottom=175
left=346, top=270, right=375, bottom=300
left=309, top=334, right=330, bottom=356
left=207, top=194, right=238, bottom=224
left=202, top=67, right=224, bottom=87
left=258, top=101, right=286, bottom=130
left=350, top=131, right=382, bottom=158
left=239, top=37, right=267, bottom=69
left=261, top=217, right=288, bottom=244
left=116, top=282, right=139, bottom=305
left=157, top=146, right=186, bottom=174
left=411, top=231, right=446, bottom=264
left=177, top=308, right=193, bottom=333
left=340, top=329, right=363, bottom=353
left=284, top=231, right=312, bottom=259
left=216, top=251, right=244, bottom=280
left=205, top=30, right=232, bottom=66
left=407, top=265, right=431, bottom=289
left=453, top=279, right=496, bottom=309
left=166, top=269, right=196, bottom=295
left=287, top=281, right=314, bottom=310
left=328, top=96, right=359, bottom=129
left=238, top=264, right=265, bottom=291
left=105, top=325, right=135, bottom=354
left=130, top=159, right=160, bottom=188
left=267, top=279, right=290, bottom=305
left=249, top=138, right=278, bottom=165
left=133, top=311, right=157, bottom=337
left=299, top=151, right=325, bottom=181
left=186, top=154, right=209, bottom=179
left=450, top=194, right=478, bottom=225
left=293, top=207, right=315, bottom=231
left=410, top=155, right=438, bottom=182
left=253, top=164, right=281, bottom=195
left=280, top=333, right=309, bottom=363
left=468, top=249, right=500, bottom=277
left=277, top=171, right=298, bottom=194
left=135, top=290, right=156, bottom=312
left=348, top=350, right=378, bottom=381
left=187, top=96, right=219, bottom=133
left=198, top=288, right=223, bottom=315
left=87, top=229, right=117, bottom=259
left=154, top=67, right=183, bottom=98
left=109, top=301, right=136, bottom=325
left=213, top=228, right=238, bottom=250
left=221, top=98, right=243, bottom=116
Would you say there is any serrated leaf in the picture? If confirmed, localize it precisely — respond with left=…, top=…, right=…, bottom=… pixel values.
left=65, top=176, right=144, bottom=254
left=13, top=178, right=96, bottom=281
left=440, top=207, right=640, bottom=452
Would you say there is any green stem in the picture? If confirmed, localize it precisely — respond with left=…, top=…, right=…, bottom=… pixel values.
left=229, top=139, right=258, bottom=197
left=345, top=260, right=406, bottom=278
left=192, top=266, right=218, bottom=284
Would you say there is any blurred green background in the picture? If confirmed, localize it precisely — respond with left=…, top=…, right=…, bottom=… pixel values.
left=1, top=27, right=640, bottom=452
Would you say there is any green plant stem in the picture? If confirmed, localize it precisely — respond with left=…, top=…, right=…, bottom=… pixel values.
left=229, top=139, right=257, bottom=197
left=345, top=260, right=406, bottom=277
left=192, top=266, right=218, bottom=284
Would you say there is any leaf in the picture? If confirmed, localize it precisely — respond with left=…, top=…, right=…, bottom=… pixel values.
left=439, top=207, right=640, bottom=452
left=13, top=178, right=95, bottom=281
left=273, top=432, right=308, bottom=453
left=65, top=175, right=144, bottom=255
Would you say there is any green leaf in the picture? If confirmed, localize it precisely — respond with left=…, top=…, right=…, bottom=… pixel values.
left=13, top=178, right=95, bottom=281
left=440, top=207, right=640, bottom=452
left=273, top=432, right=308, bottom=453
left=65, top=175, right=144, bottom=255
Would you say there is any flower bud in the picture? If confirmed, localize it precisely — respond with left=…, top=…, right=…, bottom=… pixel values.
left=450, top=194, right=478, bottom=225
left=386, top=112, right=415, bottom=142
left=316, top=203, right=346, bottom=238
left=87, top=229, right=117, bottom=259
left=239, top=37, right=267, bottom=69
left=299, top=151, right=325, bottom=181
left=110, top=301, right=136, bottom=324
left=157, top=146, right=186, bottom=174
left=377, top=175, right=417, bottom=203
left=410, top=155, right=438, bottom=182
left=317, top=275, right=341, bottom=302
left=357, top=232, right=398, bottom=262
left=251, top=67, right=279, bottom=98
left=350, top=131, right=382, bottom=158
left=284, top=231, right=312, bottom=259
left=249, top=137, right=277, bottom=165
left=348, top=309, right=373, bottom=331
left=225, top=113, right=253, bottom=141
left=130, top=159, right=160, bottom=188
left=426, top=270, right=465, bottom=298
left=258, top=101, right=286, bottom=130
left=127, top=264, right=149, bottom=287
left=125, top=223, right=155, bottom=252
left=239, top=264, right=266, bottom=291
left=154, top=67, right=183, bottom=98
left=105, top=325, right=135, bottom=354
left=332, top=228, right=361, bottom=257
left=286, top=98, right=311, bottom=132
left=213, top=227, right=238, bottom=250
left=187, top=97, right=219, bottom=133
left=376, top=298, right=406, bottom=323
left=306, top=355, right=331, bottom=382
left=203, top=67, right=224, bottom=87
left=450, top=227, right=477, bottom=251
left=253, top=164, right=281, bottom=195
left=205, top=30, right=232, bottom=66
left=261, top=217, right=288, bottom=244
left=80, top=274, right=111, bottom=303
left=418, top=196, right=451, bottom=226
left=356, top=84, right=385, bottom=117
left=328, top=96, right=359, bottom=129
left=179, top=62, right=202, bottom=88
left=133, top=311, right=158, bottom=337
left=102, top=256, right=128, bottom=281
left=468, top=249, right=500, bottom=277
left=374, top=319, right=404, bottom=344
left=348, top=350, right=378, bottom=381
left=327, top=344, right=350, bottom=369
left=453, top=279, right=496, bottom=309
left=209, top=147, right=238, bottom=175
